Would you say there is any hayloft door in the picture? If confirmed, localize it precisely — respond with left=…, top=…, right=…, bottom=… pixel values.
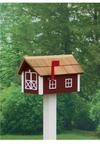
left=25, top=70, right=37, bottom=90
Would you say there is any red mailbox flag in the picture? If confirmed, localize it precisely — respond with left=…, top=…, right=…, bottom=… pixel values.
left=51, top=60, right=60, bottom=80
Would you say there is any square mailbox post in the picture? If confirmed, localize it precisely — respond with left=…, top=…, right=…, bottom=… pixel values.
left=18, top=55, right=84, bottom=140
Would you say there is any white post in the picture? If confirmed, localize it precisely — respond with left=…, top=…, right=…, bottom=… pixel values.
left=43, top=94, right=57, bottom=140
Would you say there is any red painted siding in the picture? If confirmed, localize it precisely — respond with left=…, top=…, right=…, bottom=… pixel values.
left=43, top=74, right=77, bottom=94
left=21, top=62, right=78, bottom=95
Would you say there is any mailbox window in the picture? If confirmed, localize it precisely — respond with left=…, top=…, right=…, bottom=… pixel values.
left=65, top=78, right=72, bottom=88
left=49, top=80, right=56, bottom=89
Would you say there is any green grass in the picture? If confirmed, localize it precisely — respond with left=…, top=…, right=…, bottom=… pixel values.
left=57, top=130, right=100, bottom=140
left=0, top=134, right=42, bottom=140
left=0, top=130, right=99, bottom=140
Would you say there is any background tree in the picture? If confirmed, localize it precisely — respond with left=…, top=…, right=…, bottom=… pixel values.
left=90, top=90, right=100, bottom=130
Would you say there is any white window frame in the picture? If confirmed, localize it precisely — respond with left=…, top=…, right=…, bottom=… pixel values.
left=65, top=78, right=72, bottom=88
left=49, top=80, right=56, bottom=89
left=25, top=70, right=37, bottom=90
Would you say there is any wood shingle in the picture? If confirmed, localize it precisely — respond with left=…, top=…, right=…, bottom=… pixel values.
left=18, top=55, right=84, bottom=76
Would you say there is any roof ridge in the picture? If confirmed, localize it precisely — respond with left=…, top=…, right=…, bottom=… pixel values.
left=24, top=54, right=73, bottom=59
left=28, top=64, right=80, bottom=68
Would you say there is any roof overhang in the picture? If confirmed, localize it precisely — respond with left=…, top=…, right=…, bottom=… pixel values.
left=18, top=55, right=84, bottom=76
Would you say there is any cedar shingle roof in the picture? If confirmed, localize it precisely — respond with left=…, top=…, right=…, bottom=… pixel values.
left=18, top=55, right=84, bottom=76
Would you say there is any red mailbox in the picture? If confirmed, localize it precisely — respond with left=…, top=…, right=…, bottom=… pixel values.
left=18, top=55, right=84, bottom=95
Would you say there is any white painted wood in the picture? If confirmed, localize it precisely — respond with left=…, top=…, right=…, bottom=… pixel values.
left=65, top=78, right=72, bottom=88
left=25, top=71, right=37, bottom=90
left=49, top=79, right=56, bottom=89
left=77, top=74, right=80, bottom=92
left=43, top=94, right=57, bottom=140
left=38, top=76, right=43, bottom=95
left=21, top=72, right=24, bottom=93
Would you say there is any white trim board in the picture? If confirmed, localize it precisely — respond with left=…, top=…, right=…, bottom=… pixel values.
left=38, top=76, right=43, bottom=95
left=21, top=72, right=24, bottom=93
left=77, top=74, right=80, bottom=92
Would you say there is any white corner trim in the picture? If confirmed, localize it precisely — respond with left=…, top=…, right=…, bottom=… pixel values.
left=21, top=72, right=24, bottom=93
left=38, top=76, right=43, bottom=95
left=77, top=74, right=80, bottom=92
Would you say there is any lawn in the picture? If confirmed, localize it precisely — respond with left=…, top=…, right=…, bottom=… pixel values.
left=0, top=130, right=100, bottom=140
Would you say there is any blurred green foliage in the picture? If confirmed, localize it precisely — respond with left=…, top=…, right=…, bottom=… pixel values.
left=0, top=84, right=43, bottom=134
left=0, top=84, right=97, bottom=134
left=90, top=90, right=100, bottom=130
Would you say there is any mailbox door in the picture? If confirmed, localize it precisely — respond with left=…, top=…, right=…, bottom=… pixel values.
left=24, top=70, right=38, bottom=94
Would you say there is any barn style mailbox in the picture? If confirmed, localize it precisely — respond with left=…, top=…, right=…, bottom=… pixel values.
left=18, top=54, right=84, bottom=140
left=18, top=55, right=83, bottom=94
